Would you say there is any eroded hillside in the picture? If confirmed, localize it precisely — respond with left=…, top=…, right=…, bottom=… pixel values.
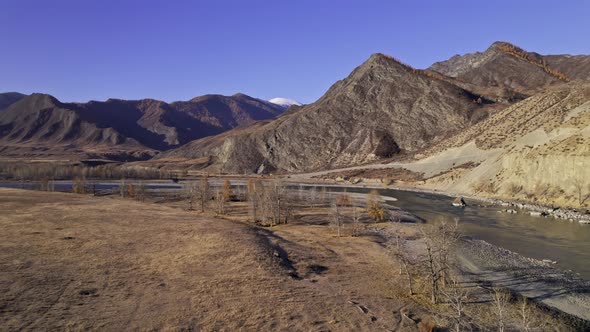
left=160, top=54, right=494, bottom=173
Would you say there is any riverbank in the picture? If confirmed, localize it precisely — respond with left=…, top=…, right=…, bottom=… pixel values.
left=457, top=237, right=590, bottom=325
left=286, top=174, right=590, bottom=224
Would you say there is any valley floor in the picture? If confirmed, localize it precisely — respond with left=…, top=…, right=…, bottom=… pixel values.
left=0, top=189, right=426, bottom=331
left=0, top=187, right=586, bottom=331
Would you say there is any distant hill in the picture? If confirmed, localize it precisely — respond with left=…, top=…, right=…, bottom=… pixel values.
left=0, top=92, right=26, bottom=111
left=428, top=41, right=590, bottom=102
left=0, top=93, right=284, bottom=161
left=159, top=53, right=495, bottom=173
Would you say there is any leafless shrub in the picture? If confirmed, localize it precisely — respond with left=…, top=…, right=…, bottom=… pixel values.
left=127, top=184, right=136, bottom=198
left=471, top=180, right=497, bottom=194
left=505, top=182, right=523, bottom=196
left=221, top=180, right=233, bottom=202
left=366, top=190, right=385, bottom=222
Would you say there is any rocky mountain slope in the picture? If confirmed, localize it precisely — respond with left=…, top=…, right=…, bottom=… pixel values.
left=0, top=93, right=284, bottom=161
left=160, top=53, right=495, bottom=173
left=428, top=42, right=589, bottom=102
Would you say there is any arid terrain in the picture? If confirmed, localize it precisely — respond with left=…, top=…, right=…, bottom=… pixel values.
left=1, top=185, right=587, bottom=331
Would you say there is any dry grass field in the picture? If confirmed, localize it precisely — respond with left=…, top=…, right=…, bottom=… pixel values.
left=0, top=188, right=430, bottom=331
left=1, top=187, right=583, bottom=331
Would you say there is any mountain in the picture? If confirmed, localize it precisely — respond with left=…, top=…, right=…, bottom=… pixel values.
left=268, top=98, right=302, bottom=108
left=0, top=92, right=26, bottom=111
left=0, top=93, right=284, bottom=161
left=428, top=42, right=589, bottom=102
left=159, top=53, right=496, bottom=173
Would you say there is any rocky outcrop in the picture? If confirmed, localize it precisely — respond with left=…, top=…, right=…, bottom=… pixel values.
left=452, top=197, right=467, bottom=207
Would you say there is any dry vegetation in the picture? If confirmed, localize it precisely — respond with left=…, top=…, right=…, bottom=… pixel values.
left=0, top=180, right=585, bottom=330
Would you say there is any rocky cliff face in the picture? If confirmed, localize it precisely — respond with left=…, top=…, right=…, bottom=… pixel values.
left=412, top=83, right=590, bottom=207
left=161, top=54, right=492, bottom=173
left=0, top=93, right=284, bottom=161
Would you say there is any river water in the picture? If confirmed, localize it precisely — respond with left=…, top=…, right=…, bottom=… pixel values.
left=325, top=185, right=590, bottom=280
left=2, top=181, right=590, bottom=279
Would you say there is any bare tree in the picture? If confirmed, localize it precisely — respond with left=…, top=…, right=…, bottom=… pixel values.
left=351, top=203, right=362, bottom=237
left=185, top=182, right=198, bottom=210
left=440, top=279, right=470, bottom=332
left=136, top=181, right=147, bottom=202
left=308, top=186, right=318, bottom=207
left=573, top=181, right=590, bottom=207
left=319, top=187, right=327, bottom=205
left=119, top=179, right=127, bottom=197
left=73, top=176, right=87, bottom=194
left=388, top=234, right=415, bottom=296
left=213, top=187, right=226, bottom=215
left=197, top=176, right=210, bottom=212
left=419, top=218, right=461, bottom=304
left=330, top=199, right=343, bottom=237
left=247, top=179, right=261, bottom=222
left=520, top=297, right=532, bottom=332
left=268, top=179, right=289, bottom=225
left=492, top=287, right=511, bottom=332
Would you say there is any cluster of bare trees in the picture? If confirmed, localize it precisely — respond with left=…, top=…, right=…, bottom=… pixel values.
left=389, top=218, right=543, bottom=331
left=185, top=176, right=211, bottom=212
left=247, top=179, right=291, bottom=226
left=0, top=162, right=172, bottom=181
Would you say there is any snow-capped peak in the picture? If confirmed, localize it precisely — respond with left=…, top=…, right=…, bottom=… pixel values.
left=268, top=97, right=302, bottom=108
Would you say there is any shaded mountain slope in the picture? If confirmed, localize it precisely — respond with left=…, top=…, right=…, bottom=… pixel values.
left=0, top=92, right=26, bottom=111
left=160, top=53, right=494, bottom=173
left=0, top=93, right=284, bottom=161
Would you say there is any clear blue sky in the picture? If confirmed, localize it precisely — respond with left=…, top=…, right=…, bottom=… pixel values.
left=2, top=0, right=589, bottom=104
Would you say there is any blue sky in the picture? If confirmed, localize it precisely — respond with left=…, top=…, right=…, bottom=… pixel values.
left=1, top=0, right=589, bottom=104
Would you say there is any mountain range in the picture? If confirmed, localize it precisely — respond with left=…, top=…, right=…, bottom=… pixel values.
left=2, top=41, right=590, bottom=206
left=0, top=93, right=285, bottom=161
left=158, top=42, right=590, bottom=174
